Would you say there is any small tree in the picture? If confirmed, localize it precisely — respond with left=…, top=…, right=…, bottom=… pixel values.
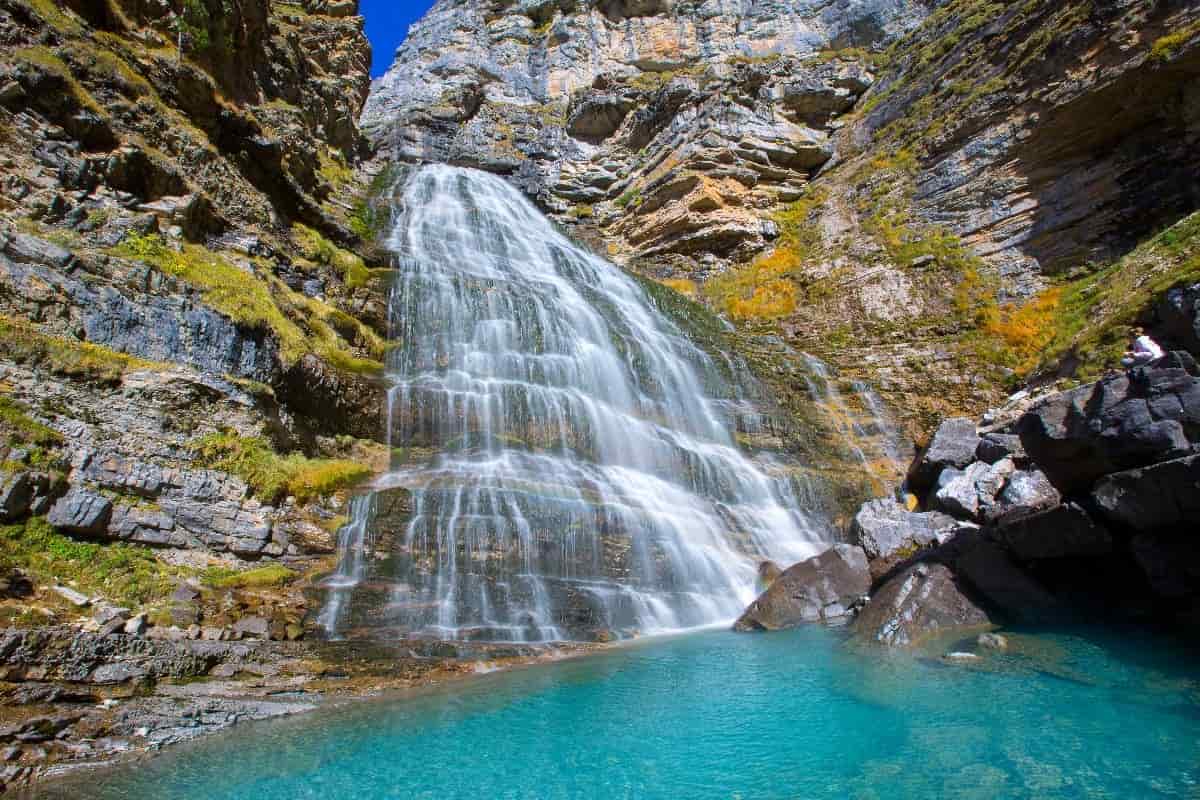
left=170, top=0, right=210, bottom=63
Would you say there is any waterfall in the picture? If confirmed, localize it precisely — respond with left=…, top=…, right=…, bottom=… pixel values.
left=320, top=164, right=831, bottom=643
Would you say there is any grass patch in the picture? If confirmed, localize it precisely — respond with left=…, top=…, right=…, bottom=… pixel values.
left=112, top=233, right=383, bottom=373
left=293, top=223, right=371, bottom=289
left=0, top=315, right=167, bottom=384
left=1150, top=19, right=1200, bottom=62
left=190, top=432, right=371, bottom=503
left=202, top=563, right=297, bottom=589
left=0, top=517, right=188, bottom=608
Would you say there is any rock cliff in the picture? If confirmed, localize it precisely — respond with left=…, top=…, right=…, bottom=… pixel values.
left=364, top=0, right=1200, bottom=436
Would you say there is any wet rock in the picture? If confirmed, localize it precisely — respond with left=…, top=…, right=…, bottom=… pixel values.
left=993, top=503, right=1112, bottom=561
left=854, top=563, right=993, bottom=648
left=850, top=498, right=966, bottom=561
left=908, top=418, right=980, bottom=494
left=47, top=489, right=112, bottom=536
left=733, top=545, right=870, bottom=631
left=1016, top=363, right=1200, bottom=492
left=977, top=632, right=1008, bottom=650
left=1092, top=454, right=1200, bottom=531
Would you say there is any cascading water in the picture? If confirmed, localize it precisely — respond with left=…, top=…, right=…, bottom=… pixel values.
left=320, top=164, right=830, bottom=643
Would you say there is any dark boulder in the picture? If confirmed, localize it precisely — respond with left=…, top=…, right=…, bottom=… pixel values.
left=1092, top=454, right=1200, bottom=531
left=976, top=432, right=1026, bottom=464
left=0, top=472, right=35, bottom=522
left=850, top=498, right=966, bottom=561
left=733, top=545, right=870, bottom=631
left=992, top=503, right=1113, bottom=560
left=1156, top=283, right=1200, bottom=356
left=907, top=417, right=980, bottom=494
left=47, top=488, right=113, bottom=536
left=853, top=563, right=993, bottom=648
left=952, top=535, right=1060, bottom=622
left=1016, top=361, right=1200, bottom=493
left=1130, top=534, right=1200, bottom=600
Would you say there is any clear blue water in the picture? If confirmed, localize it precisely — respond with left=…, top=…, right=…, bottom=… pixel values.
left=44, top=627, right=1200, bottom=799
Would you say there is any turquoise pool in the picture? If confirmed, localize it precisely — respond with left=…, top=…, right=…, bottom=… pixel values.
left=42, top=626, right=1200, bottom=799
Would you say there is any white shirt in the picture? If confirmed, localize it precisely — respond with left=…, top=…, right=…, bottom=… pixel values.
left=1132, top=335, right=1165, bottom=360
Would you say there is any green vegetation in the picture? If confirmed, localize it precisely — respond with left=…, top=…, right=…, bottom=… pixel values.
left=1025, top=211, right=1200, bottom=380
left=568, top=204, right=595, bottom=219
left=0, top=517, right=189, bottom=608
left=0, top=315, right=167, bottom=384
left=1150, top=20, right=1200, bottom=62
left=615, top=188, right=643, bottom=209
left=202, top=563, right=298, bottom=589
left=190, top=431, right=371, bottom=503
left=112, top=233, right=384, bottom=373
left=293, top=223, right=371, bottom=289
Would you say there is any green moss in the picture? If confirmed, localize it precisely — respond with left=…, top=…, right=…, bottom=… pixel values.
left=293, top=223, right=371, bottom=289
left=568, top=204, right=595, bottom=219
left=190, top=432, right=371, bottom=503
left=0, top=315, right=168, bottom=384
left=1150, top=20, right=1200, bottom=62
left=0, top=517, right=191, bottom=608
left=202, top=563, right=297, bottom=589
left=615, top=188, right=642, bottom=209
left=111, top=233, right=382, bottom=373
left=0, top=395, right=62, bottom=450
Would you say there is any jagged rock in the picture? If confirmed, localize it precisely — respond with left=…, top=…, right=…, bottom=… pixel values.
left=850, top=498, right=965, bottom=561
left=1017, top=361, right=1200, bottom=492
left=993, top=503, right=1112, bottom=561
left=46, top=489, right=112, bottom=536
left=989, top=468, right=1061, bottom=525
left=854, top=563, right=993, bottom=648
left=976, top=433, right=1025, bottom=465
left=1092, top=454, right=1200, bottom=531
left=908, top=418, right=980, bottom=494
left=733, top=545, right=870, bottom=631
left=932, top=459, right=1013, bottom=521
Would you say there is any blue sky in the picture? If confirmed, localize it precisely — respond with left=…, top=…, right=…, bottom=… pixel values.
left=361, top=0, right=437, bottom=77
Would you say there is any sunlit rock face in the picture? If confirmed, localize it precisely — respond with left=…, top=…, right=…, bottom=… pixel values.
left=361, top=0, right=935, bottom=277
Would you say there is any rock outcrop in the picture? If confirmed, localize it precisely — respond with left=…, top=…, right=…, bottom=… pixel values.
left=853, top=562, right=992, bottom=648
left=733, top=544, right=870, bottom=631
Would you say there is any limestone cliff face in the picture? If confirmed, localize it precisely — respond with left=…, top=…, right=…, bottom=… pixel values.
left=363, top=0, right=936, bottom=275
left=0, top=0, right=389, bottom=615
left=363, top=0, right=1200, bottom=439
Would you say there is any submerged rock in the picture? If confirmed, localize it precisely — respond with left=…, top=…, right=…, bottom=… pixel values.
left=733, top=545, right=870, bottom=632
left=854, top=563, right=992, bottom=648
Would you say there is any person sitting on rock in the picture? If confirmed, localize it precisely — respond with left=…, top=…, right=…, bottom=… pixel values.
left=1121, top=327, right=1165, bottom=368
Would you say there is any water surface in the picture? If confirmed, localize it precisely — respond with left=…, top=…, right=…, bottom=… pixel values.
left=46, top=626, right=1200, bottom=799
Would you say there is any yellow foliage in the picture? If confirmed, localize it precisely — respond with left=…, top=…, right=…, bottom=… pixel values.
left=728, top=279, right=798, bottom=321
left=658, top=278, right=698, bottom=298
left=984, top=288, right=1062, bottom=373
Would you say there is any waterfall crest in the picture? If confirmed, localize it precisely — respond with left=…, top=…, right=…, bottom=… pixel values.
left=321, top=165, right=830, bottom=642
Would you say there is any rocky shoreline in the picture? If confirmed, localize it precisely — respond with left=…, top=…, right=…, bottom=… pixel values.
left=735, top=347, right=1200, bottom=651
left=0, top=624, right=589, bottom=791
